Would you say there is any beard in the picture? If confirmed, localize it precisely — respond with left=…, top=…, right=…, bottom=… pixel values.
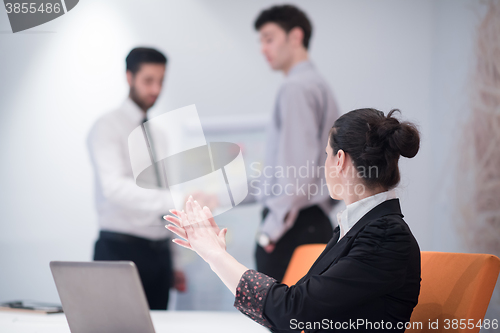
left=129, top=85, right=155, bottom=111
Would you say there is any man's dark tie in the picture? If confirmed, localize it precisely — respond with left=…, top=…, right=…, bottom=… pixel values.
left=142, top=117, right=162, bottom=188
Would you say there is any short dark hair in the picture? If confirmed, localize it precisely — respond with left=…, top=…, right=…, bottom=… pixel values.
left=254, top=4, right=312, bottom=49
left=126, top=47, right=167, bottom=74
left=329, top=109, right=420, bottom=190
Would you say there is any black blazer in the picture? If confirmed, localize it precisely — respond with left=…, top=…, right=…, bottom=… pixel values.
left=235, top=198, right=421, bottom=332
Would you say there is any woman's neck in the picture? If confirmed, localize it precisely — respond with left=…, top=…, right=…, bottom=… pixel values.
left=342, top=185, right=387, bottom=206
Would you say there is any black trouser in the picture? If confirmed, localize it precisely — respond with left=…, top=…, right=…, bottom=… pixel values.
left=255, top=205, right=334, bottom=282
left=93, top=230, right=173, bottom=310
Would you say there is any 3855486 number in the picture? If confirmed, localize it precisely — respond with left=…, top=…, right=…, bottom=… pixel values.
left=443, top=318, right=498, bottom=330
left=5, top=3, right=61, bottom=14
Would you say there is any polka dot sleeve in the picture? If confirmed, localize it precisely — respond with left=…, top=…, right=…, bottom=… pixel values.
left=233, top=269, right=277, bottom=329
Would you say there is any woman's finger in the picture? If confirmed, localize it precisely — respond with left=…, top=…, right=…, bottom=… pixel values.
left=165, top=224, right=188, bottom=240
left=163, top=215, right=181, bottom=227
left=185, top=199, right=196, bottom=225
left=192, top=200, right=203, bottom=223
left=169, top=209, right=181, bottom=217
left=218, top=228, right=228, bottom=246
left=193, top=200, right=211, bottom=228
left=172, top=238, right=192, bottom=250
left=181, top=210, right=196, bottom=233
left=202, top=206, right=220, bottom=233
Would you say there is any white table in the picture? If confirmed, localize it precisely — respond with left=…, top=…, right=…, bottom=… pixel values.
left=0, top=310, right=270, bottom=333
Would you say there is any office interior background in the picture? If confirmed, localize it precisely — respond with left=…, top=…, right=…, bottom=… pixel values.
left=1, top=0, right=499, bottom=328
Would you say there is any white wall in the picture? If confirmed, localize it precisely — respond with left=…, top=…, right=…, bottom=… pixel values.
left=428, top=1, right=500, bottom=328
left=0, top=0, right=493, bottom=318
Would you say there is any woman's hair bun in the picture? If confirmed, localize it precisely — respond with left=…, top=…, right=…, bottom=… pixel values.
left=329, top=108, right=420, bottom=190
left=366, top=109, right=420, bottom=159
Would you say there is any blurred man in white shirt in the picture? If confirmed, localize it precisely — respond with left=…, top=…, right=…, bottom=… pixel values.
left=87, top=47, right=185, bottom=310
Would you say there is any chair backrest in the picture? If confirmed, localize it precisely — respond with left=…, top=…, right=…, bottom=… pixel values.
left=407, top=251, right=500, bottom=333
left=282, top=244, right=326, bottom=286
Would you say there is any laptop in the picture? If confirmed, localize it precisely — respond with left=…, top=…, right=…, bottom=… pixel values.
left=50, top=261, right=156, bottom=333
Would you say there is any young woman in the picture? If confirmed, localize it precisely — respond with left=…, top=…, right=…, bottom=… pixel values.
left=164, top=108, right=421, bottom=332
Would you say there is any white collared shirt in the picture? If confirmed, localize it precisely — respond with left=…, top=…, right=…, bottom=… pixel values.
left=87, top=98, right=177, bottom=242
left=336, top=189, right=397, bottom=242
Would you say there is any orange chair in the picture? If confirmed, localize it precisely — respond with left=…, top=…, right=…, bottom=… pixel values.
left=282, top=244, right=326, bottom=286
left=407, top=251, right=500, bottom=333
left=283, top=247, right=500, bottom=333
left=281, top=244, right=326, bottom=333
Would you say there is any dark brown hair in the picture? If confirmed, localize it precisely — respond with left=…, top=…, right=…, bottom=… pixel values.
left=126, top=47, right=167, bottom=75
left=329, top=108, right=420, bottom=190
left=254, top=4, right=312, bottom=49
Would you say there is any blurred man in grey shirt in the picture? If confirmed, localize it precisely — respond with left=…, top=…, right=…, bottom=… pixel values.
left=251, top=4, right=340, bottom=281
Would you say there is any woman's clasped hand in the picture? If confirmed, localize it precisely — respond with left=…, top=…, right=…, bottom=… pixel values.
left=163, top=195, right=228, bottom=263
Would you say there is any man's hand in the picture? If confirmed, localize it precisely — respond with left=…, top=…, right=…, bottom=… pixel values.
left=173, top=270, right=187, bottom=292
left=263, top=243, right=276, bottom=253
